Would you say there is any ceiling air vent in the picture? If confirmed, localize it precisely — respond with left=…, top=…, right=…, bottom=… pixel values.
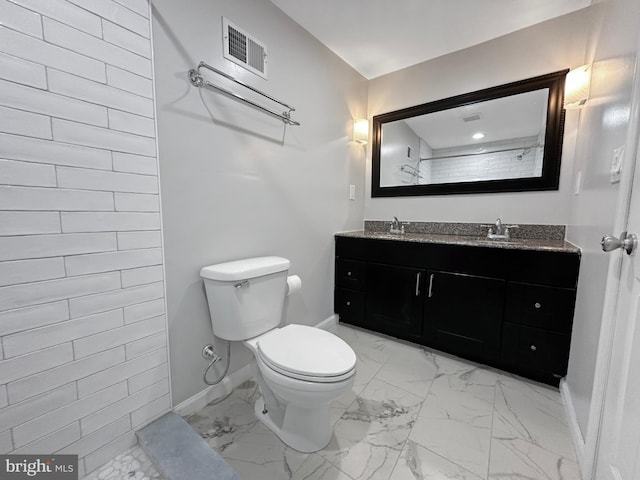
left=462, top=113, right=482, bottom=123
left=222, top=18, right=267, bottom=79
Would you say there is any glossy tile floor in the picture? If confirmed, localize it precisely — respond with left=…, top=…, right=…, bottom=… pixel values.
left=185, top=323, right=582, bottom=480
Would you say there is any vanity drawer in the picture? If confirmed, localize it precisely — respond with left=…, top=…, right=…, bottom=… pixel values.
left=501, top=322, right=570, bottom=384
left=505, top=282, right=576, bottom=333
left=334, top=288, right=365, bottom=326
left=336, top=259, right=366, bottom=291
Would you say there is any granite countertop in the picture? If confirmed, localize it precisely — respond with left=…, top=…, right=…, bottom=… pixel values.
left=335, top=230, right=580, bottom=253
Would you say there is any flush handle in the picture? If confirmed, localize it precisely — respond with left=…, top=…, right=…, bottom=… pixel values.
left=601, top=232, right=637, bottom=255
left=234, top=280, right=250, bottom=289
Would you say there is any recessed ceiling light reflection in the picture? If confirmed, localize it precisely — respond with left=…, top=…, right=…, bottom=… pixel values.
left=472, top=132, right=485, bottom=140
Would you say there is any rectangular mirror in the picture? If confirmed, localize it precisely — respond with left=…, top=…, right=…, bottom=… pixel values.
left=372, top=70, right=568, bottom=197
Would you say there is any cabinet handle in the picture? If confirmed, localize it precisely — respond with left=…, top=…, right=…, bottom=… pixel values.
left=347, top=271, right=352, bottom=276
left=530, top=345, right=537, bottom=351
left=346, top=301, right=351, bottom=306
left=428, top=274, right=434, bottom=298
left=534, top=302, right=541, bottom=309
left=415, top=272, right=421, bottom=296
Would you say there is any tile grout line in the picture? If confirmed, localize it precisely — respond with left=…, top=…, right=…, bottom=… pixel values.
left=485, top=377, right=499, bottom=480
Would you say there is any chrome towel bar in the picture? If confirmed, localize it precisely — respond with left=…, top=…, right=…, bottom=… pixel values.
left=188, top=61, right=301, bottom=126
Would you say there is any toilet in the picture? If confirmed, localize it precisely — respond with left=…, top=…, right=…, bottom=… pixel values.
left=200, top=256, right=357, bottom=453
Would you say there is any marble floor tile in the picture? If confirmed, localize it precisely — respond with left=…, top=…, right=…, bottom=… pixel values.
left=320, top=378, right=423, bottom=480
left=408, top=355, right=498, bottom=478
left=292, top=454, right=355, bottom=480
left=330, top=389, right=357, bottom=427
left=430, top=353, right=500, bottom=389
left=328, top=324, right=405, bottom=365
left=488, top=437, right=581, bottom=480
left=375, top=345, right=437, bottom=398
left=493, top=376, right=576, bottom=461
left=418, top=359, right=496, bottom=425
left=410, top=412, right=491, bottom=479
left=352, top=352, right=385, bottom=395
left=389, top=440, right=483, bottom=480
left=184, top=390, right=258, bottom=453
left=174, top=324, right=582, bottom=480
left=219, top=421, right=309, bottom=479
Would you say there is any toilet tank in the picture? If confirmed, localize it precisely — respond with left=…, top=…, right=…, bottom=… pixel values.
left=200, top=257, right=290, bottom=341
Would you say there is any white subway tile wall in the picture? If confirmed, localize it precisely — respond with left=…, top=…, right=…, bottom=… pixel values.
left=0, top=0, right=170, bottom=477
left=420, top=144, right=543, bottom=185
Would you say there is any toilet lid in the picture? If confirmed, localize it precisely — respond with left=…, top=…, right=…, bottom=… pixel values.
left=257, top=324, right=356, bottom=379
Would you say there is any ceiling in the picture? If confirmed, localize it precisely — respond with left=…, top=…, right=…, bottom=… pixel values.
left=270, top=0, right=592, bottom=79
left=404, top=89, right=548, bottom=150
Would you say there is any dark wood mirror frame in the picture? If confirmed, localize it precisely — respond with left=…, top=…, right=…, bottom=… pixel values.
left=371, top=70, right=568, bottom=197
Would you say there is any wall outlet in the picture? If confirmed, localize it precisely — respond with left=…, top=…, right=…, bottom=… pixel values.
left=349, top=184, right=356, bottom=201
left=611, top=146, right=624, bottom=183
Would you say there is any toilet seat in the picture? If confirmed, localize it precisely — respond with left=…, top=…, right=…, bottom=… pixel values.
left=256, top=325, right=356, bottom=383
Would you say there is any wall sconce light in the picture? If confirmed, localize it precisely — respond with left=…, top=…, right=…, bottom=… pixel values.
left=354, top=119, right=369, bottom=144
left=564, top=64, right=591, bottom=109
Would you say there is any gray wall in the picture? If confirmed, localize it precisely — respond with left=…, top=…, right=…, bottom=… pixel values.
left=365, top=10, right=591, bottom=225
left=151, top=0, right=367, bottom=404
left=565, top=0, right=640, bottom=435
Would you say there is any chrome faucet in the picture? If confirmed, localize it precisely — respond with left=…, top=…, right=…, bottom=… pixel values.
left=494, top=218, right=504, bottom=236
left=481, top=218, right=519, bottom=240
left=390, top=216, right=405, bottom=235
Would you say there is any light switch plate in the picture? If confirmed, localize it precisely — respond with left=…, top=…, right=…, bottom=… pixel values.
left=349, top=184, right=356, bottom=200
left=611, top=146, right=624, bottom=183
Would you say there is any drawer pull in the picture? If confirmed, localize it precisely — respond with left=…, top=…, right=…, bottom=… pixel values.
left=346, top=301, right=351, bottom=306
left=530, top=345, right=537, bottom=351
left=347, top=271, right=352, bottom=276
left=534, top=302, right=541, bottom=309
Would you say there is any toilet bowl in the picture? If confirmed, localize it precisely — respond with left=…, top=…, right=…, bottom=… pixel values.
left=200, top=257, right=357, bottom=452
left=245, top=324, right=355, bottom=452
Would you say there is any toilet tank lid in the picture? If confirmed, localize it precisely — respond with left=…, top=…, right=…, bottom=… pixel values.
left=200, top=256, right=290, bottom=281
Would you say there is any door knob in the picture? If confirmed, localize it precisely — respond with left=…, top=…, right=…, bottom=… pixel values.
left=601, top=232, right=637, bottom=255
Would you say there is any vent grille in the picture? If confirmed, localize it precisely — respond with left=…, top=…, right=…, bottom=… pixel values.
left=228, top=25, right=247, bottom=64
left=248, top=39, right=265, bottom=73
left=223, top=18, right=267, bottom=79
left=463, top=113, right=482, bottom=123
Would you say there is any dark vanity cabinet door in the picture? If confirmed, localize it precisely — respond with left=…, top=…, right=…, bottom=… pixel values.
left=424, top=271, right=506, bottom=364
left=365, top=263, right=425, bottom=341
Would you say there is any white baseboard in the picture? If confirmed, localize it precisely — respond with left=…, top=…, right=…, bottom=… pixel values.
left=173, top=363, right=252, bottom=417
left=560, top=379, right=585, bottom=466
left=173, top=314, right=338, bottom=417
left=316, top=314, right=338, bottom=330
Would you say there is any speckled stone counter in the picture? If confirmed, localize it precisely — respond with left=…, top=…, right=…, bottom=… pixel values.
left=336, top=230, right=579, bottom=254
left=364, top=220, right=567, bottom=240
